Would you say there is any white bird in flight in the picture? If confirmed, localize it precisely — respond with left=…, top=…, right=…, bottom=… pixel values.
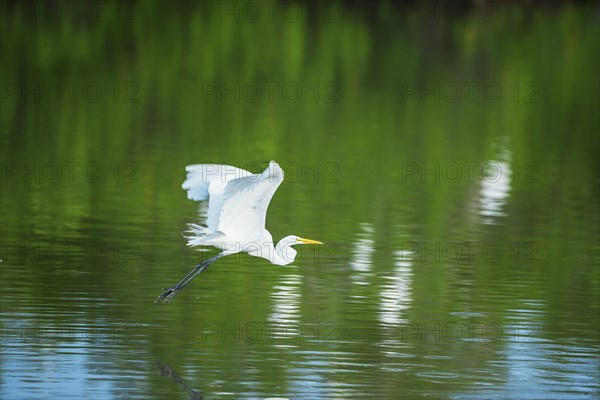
left=155, top=161, right=322, bottom=303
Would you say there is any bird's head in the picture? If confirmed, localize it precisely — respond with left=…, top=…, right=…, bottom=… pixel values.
left=274, top=235, right=323, bottom=265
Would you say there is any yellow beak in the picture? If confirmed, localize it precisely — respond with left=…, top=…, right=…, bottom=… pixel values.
left=297, top=237, right=323, bottom=245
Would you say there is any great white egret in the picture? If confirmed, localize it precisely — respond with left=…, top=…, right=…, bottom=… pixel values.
left=155, top=161, right=322, bottom=303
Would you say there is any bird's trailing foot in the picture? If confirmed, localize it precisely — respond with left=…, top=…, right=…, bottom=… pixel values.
left=154, top=286, right=182, bottom=303
left=153, top=253, right=224, bottom=304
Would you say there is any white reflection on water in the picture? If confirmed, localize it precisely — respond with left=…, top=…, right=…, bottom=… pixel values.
left=479, top=144, right=512, bottom=224
left=378, top=249, right=414, bottom=325
left=268, top=272, right=302, bottom=327
left=349, top=222, right=375, bottom=285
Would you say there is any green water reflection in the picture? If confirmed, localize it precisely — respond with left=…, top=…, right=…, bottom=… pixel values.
left=1, top=1, right=598, bottom=399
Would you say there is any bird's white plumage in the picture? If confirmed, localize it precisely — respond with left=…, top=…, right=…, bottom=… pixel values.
left=181, top=161, right=285, bottom=256
left=182, top=163, right=254, bottom=230
left=220, top=162, right=284, bottom=234
left=155, top=160, right=322, bottom=303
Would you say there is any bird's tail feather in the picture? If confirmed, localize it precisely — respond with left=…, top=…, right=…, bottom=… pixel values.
left=182, top=224, right=222, bottom=247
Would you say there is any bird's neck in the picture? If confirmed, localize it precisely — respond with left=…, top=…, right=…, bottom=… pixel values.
left=272, top=237, right=297, bottom=266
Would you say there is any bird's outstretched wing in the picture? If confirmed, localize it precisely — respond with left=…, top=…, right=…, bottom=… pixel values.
left=218, top=161, right=285, bottom=236
left=182, top=163, right=253, bottom=230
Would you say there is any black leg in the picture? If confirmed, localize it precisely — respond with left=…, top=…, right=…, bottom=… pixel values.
left=154, top=253, right=223, bottom=303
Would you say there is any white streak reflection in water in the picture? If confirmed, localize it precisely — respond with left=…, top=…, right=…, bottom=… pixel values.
left=478, top=144, right=512, bottom=224
left=349, top=222, right=375, bottom=286
left=268, top=272, right=302, bottom=331
left=378, top=249, right=414, bottom=326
